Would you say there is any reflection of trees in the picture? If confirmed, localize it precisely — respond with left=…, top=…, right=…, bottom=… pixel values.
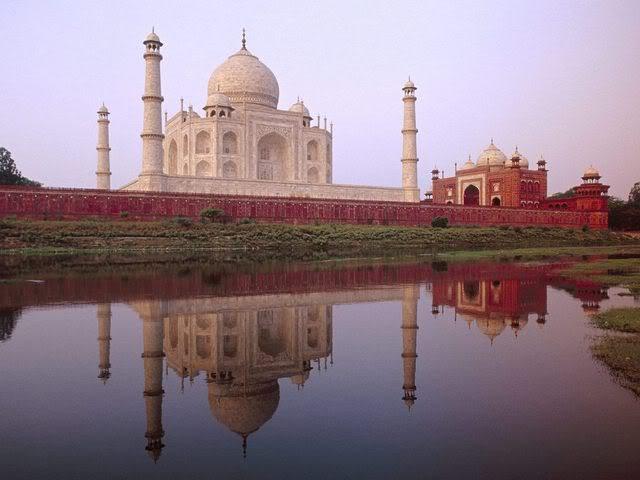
left=0, top=307, right=21, bottom=342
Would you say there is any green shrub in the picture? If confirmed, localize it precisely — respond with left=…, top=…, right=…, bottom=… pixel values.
left=200, top=208, right=225, bottom=222
left=172, top=216, right=193, bottom=227
left=119, top=211, right=129, bottom=218
left=582, top=224, right=590, bottom=232
left=238, top=217, right=256, bottom=225
left=498, top=225, right=511, bottom=230
left=513, top=226, right=523, bottom=233
left=431, top=216, right=449, bottom=228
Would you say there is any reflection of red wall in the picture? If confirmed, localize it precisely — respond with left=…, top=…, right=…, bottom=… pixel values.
left=2, top=259, right=569, bottom=309
left=0, top=186, right=608, bottom=229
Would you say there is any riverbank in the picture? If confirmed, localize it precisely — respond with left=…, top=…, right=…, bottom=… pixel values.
left=0, top=218, right=637, bottom=277
left=1, top=218, right=634, bottom=258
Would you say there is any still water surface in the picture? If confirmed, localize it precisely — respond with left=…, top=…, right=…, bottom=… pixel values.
left=1, top=258, right=639, bottom=479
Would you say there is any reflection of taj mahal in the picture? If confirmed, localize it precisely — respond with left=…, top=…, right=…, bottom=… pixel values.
left=84, top=261, right=612, bottom=461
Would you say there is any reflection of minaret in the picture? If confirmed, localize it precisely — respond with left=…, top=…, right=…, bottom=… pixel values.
left=97, top=304, right=112, bottom=383
left=141, top=306, right=165, bottom=462
left=401, top=285, right=419, bottom=410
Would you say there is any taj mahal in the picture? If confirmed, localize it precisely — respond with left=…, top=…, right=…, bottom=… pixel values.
left=96, top=29, right=419, bottom=202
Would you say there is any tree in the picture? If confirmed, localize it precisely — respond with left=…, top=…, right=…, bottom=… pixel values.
left=0, top=147, right=41, bottom=186
left=629, top=182, right=640, bottom=206
left=549, top=188, right=575, bottom=199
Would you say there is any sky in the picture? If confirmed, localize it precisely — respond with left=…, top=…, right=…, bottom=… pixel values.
left=1, top=0, right=638, bottom=198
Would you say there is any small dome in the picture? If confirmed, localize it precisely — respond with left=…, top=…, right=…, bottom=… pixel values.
left=459, top=155, right=475, bottom=171
left=403, top=78, right=416, bottom=90
left=507, top=147, right=529, bottom=168
left=144, top=29, right=161, bottom=44
left=289, top=100, right=310, bottom=117
left=205, top=92, right=232, bottom=108
left=208, top=41, right=279, bottom=109
left=97, top=104, right=109, bottom=114
left=583, top=166, right=600, bottom=178
left=477, top=140, right=508, bottom=167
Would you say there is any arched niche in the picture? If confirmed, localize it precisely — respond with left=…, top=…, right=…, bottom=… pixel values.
left=222, top=131, right=238, bottom=155
left=223, top=161, right=237, bottom=179
left=307, top=140, right=318, bottom=162
left=257, top=132, right=289, bottom=181
left=196, top=160, right=211, bottom=177
left=182, top=134, right=189, bottom=157
left=195, top=130, right=211, bottom=154
left=168, top=139, right=178, bottom=175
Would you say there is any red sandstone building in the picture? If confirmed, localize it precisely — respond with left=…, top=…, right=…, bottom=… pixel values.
left=429, top=140, right=608, bottom=213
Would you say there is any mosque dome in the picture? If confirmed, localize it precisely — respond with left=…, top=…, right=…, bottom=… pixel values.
left=476, top=317, right=507, bottom=342
left=208, top=37, right=279, bottom=109
left=205, top=92, right=232, bottom=108
left=208, top=380, right=280, bottom=437
left=477, top=140, right=508, bottom=167
left=507, top=147, right=529, bottom=168
left=459, top=155, right=475, bottom=171
left=289, top=100, right=310, bottom=116
left=97, top=104, right=109, bottom=114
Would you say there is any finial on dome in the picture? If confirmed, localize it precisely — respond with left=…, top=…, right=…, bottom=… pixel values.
left=242, top=434, right=248, bottom=458
left=152, top=26, right=155, bottom=33
left=241, top=28, right=246, bottom=50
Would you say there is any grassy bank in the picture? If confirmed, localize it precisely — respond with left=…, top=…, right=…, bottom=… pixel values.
left=560, top=257, right=640, bottom=295
left=0, top=218, right=634, bottom=258
left=591, top=308, right=640, bottom=397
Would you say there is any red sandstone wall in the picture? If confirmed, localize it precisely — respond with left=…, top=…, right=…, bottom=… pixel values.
left=0, top=186, right=608, bottom=229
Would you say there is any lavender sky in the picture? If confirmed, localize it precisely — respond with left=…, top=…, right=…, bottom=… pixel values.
left=1, top=0, right=638, bottom=197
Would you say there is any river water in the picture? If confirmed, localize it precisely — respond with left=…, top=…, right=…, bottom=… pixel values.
left=1, top=257, right=639, bottom=479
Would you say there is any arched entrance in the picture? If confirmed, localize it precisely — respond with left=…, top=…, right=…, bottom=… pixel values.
left=491, top=197, right=501, bottom=206
left=464, top=185, right=480, bottom=206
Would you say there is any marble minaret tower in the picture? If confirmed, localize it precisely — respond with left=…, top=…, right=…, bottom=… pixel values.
left=96, top=104, right=111, bottom=189
left=97, top=303, right=112, bottom=383
left=401, top=78, right=419, bottom=202
left=140, top=29, right=165, bottom=191
left=401, top=285, right=419, bottom=409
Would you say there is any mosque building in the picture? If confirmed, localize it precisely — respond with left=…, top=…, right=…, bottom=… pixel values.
left=430, top=140, right=549, bottom=208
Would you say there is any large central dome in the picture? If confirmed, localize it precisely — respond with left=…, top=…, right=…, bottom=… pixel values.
left=208, top=42, right=279, bottom=109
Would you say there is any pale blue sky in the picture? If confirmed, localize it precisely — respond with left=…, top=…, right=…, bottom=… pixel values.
left=1, top=0, right=638, bottom=197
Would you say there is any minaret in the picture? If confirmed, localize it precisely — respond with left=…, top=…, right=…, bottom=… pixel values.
left=96, top=104, right=111, bottom=189
left=401, top=78, right=420, bottom=202
left=140, top=28, right=165, bottom=191
left=401, top=285, right=420, bottom=409
left=97, top=303, right=112, bottom=383
left=141, top=304, right=165, bottom=462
